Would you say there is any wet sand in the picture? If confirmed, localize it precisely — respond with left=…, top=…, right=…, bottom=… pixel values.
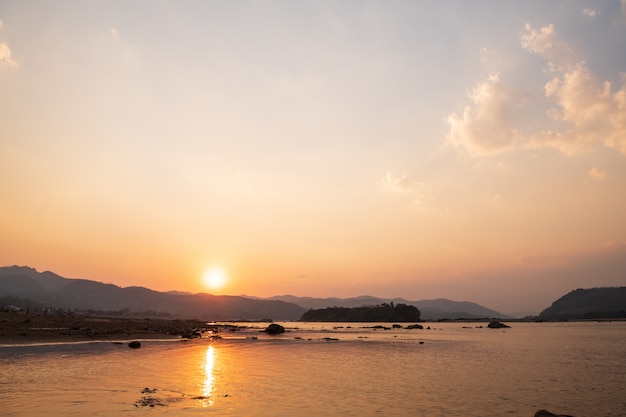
left=0, top=312, right=208, bottom=344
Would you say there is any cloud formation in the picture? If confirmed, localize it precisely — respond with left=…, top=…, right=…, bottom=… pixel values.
left=520, top=23, right=579, bottom=70
left=588, top=167, right=608, bottom=181
left=0, top=20, right=18, bottom=69
left=381, top=171, right=435, bottom=211
left=582, top=8, right=597, bottom=17
left=445, top=73, right=522, bottom=156
left=110, top=27, right=121, bottom=41
left=446, top=22, right=626, bottom=158
left=381, top=171, right=421, bottom=194
left=522, top=24, right=626, bottom=156
left=0, top=42, right=18, bottom=68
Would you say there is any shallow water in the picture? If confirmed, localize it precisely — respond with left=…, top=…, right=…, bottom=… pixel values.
left=1, top=321, right=625, bottom=416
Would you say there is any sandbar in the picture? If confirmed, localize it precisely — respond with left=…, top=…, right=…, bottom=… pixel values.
left=0, top=312, right=207, bottom=345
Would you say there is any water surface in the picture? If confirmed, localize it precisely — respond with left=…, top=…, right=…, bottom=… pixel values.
left=1, top=321, right=625, bottom=416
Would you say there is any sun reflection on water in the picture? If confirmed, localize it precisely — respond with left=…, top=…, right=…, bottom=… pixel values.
left=202, top=345, right=215, bottom=406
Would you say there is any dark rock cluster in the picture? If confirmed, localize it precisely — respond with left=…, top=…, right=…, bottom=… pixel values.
left=487, top=320, right=510, bottom=329
left=263, top=323, right=285, bottom=334
left=534, top=410, right=573, bottom=417
left=135, top=388, right=166, bottom=408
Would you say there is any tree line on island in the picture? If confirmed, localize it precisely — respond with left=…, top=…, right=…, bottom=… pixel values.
left=300, top=302, right=421, bottom=322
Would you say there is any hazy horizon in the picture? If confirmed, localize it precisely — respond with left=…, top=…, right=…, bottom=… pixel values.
left=4, top=264, right=618, bottom=317
left=1, top=1, right=625, bottom=317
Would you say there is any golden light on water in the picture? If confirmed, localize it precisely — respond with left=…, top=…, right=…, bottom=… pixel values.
left=202, top=346, right=215, bottom=406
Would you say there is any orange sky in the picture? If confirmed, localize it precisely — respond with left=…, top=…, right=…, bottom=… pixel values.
left=1, top=1, right=625, bottom=315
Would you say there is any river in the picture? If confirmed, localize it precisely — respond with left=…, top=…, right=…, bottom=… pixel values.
left=1, top=321, right=624, bottom=416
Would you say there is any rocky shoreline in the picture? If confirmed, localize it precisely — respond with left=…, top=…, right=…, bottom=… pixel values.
left=0, top=311, right=208, bottom=344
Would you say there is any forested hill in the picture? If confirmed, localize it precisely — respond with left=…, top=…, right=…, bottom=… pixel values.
left=300, top=303, right=421, bottom=322
left=538, top=287, right=626, bottom=319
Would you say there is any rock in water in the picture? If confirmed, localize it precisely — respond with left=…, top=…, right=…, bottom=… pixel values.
left=128, top=341, right=141, bottom=349
left=263, top=323, right=285, bottom=335
left=487, top=320, right=510, bottom=329
left=534, top=410, right=574, bottom=417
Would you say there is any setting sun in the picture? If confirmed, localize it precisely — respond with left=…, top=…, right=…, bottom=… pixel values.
left=202, top=268, right=228, bottom=291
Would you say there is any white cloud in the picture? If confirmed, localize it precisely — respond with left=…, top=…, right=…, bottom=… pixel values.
left=445, top=73, right=522, bottom=156
left=588, top=167, right=608, bottom=181
left=520, top=23, right=579, bottom=70
left=105, top=26, right=140, bottom=69
left=446, top=22, right=626, bottom=159
left=0, top=41, right=18, bottom=69
left=110, top=27, right=121, bottom=41
left=381, top=171, right=435, bottom=211
left=382, top=171, right=421, bottom=193
left=479, top=47, right=489, bottom=63
left=582, top=8, right=598, bottom=17
left=519, top=23, right=626, bottom=156
left=0, top=19, right=18, bottom=68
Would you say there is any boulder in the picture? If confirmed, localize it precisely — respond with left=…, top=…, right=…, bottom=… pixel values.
left=263, top=323, right=285, bottom=335
left=487, top=320, right=510, bottom=329
left=534, top=410, right=573, bottom=417
left=128, top=341, right=141, bottom=349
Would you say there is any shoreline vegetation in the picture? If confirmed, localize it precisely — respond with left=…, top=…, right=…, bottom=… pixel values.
left=3, top=267, right=625, bottom=323
left=301, top=302, right=421, bottom=322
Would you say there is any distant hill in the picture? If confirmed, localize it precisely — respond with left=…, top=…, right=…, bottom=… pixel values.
left=538, top=287, right=626, bottom=320
left=0, top=266, right=305, bottom=320
left=267, top=295, right=509, bottom=320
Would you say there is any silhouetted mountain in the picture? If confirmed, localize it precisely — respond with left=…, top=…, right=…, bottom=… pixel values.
left=0, top=266, right=511, bottom=321
left=0, top=266, right=305, bottom=320
left=538, top=287, right=626, bottom=320
left=267, top=295, right=509, bottom=320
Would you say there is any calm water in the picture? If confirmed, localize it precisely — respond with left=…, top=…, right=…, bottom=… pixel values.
left=1, top=321, right=625, bottom=416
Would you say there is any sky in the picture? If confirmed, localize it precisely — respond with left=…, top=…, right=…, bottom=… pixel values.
left=1, top=1, right=625, bottom=316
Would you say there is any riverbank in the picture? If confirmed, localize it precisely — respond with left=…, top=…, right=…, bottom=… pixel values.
left=0, top=311, right=208, bottom=344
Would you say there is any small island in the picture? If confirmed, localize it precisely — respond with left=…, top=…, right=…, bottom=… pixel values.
left=300, top=302, right=421, bottom=322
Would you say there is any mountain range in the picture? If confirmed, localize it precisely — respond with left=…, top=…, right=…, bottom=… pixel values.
left=0, top=266, right=304, bottom=320
left=4, top=265, right=623, bottom=321
left=264, top=295, right=510, bottom=320
left=0, top=266, right=512, bottom=320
